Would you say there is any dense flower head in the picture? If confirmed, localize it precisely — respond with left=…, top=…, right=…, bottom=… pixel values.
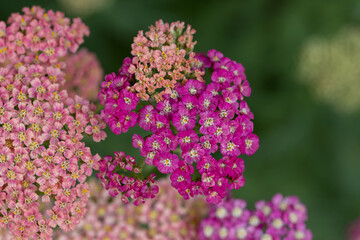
left=199, top=194, right=312, bottom=240
left=62, top=48, right=103, bottom=100
left=54, top=179, right=208, bottom=240
left=98, top=19, right=259, bottom=205
left=0, top=6, right=106, bottom=239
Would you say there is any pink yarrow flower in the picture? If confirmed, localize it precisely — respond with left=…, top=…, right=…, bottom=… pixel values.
left=97, top=20, right=259, bottom=205
left=53, top=179, right=208, bottom=240
left=0, top=6, right=106, bottom=239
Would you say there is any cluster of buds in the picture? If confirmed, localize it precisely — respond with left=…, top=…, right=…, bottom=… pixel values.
left=199, top=194, right=312, bottom=240
left=97, top=19, right=259, bottom=205
left=128, top=19, right=202, bottom=101
left=0, top=6, right=106, bottom=239
left=54, top=179, right=208, bottom=240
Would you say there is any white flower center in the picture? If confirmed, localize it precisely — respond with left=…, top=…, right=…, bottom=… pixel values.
left=227, top=141, right=236, bottom=151
left=161, top=158, right=171, bottom=167
left=147, top=152, right=155, bottom=159
left=249, top=216, right=259, bottom=226
left=272, top=218, right=283, bottom=229
left=44, top=47, right=55, bottom=56
left=219, top=227, right=228, bottom=239
left=202, top=140, right=211, bottom=149
left=189, top=87, right=197, bottom=95
left=15, top=39, right=23, bottom=46
left=124, top=97, right=131, bottom=104
left=152, top=141, right=160, bottom=150
left=289, top=212, right=298, bottom=223
left=262, top=205, right=271, bottom=216
left=204, top=118, right=214, bottom=127
left=145, top=114, right=152, bottom=123
left=43, top=170, right=51, bottom=180
left=216, top=127, right=223, bottom=136
left=261, top=234, right=273, bottom=240
left=218, top=76, right=226, bottom=83
left=183, top=136, right=191, bottom=143
left=6, top=170, right=16, bottom=180
left=177, top=176, right=184, bottom=182
left=232, top=207, right=243, bottom=217
left=294, top=231, right=305, bottom=239
left=203, top=225, right=214, bottom=237
left=156, top=121, right=164, bottom=128
left=18, top=132, right=26, bottom=141
left=30, top=141, right=39, bottom=150
left=211, top=90, right=218, bottom=96
left=164, top=104, right=172, bottom=113
left=186, top=102, right=194, bottom=110
left=204, top=176, right=213, bottom=183
left=245, top=139, right=253, bottom=149
left=220, top=110, right=228, bottom=118
left=164, top=137, right=171, bottom=145
left=170, top=90, right=179, bottom=99
left=241, top=108, right=248, bottom=114
left=53, top=111, right=63, bottom=121
left=36, top=86, right=46, bottom=94
left=203, top=99, right=211, bottom=108
left=236, top=228, right=247, bottom=239
left=3, top=123, right=13, bottom=132
left=189, top=149, right=198, bottom=157
left=0, top=154, right=6, bottom=163
left=180, top=116, right=189, bottom=125
left=279, top=201, right=288, bottom=211
left=216, top=207, right=228, bottom=219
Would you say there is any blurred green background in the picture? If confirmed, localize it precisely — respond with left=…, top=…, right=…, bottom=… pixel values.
left=1, top=0, right=360, bottom=239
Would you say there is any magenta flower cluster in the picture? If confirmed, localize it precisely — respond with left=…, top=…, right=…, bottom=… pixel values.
left=199, top=194, right=312, bottom=240
left=0, top=6, right=106, bottom=239
left=97, top=20, right=259, bottom=205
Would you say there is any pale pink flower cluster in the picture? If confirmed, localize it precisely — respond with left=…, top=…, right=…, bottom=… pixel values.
left=0, top=228, right=12, bottom=240
left=55, top=179, right=208, bottom=240
left=0, top=6, right=106, bottom=239
left=128, top=20, right=204, bottom=101
left=62, top=48, right=103, bottom=101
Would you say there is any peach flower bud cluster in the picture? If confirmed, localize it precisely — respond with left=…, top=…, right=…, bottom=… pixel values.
left=128, top=20, right=204, bottom=101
